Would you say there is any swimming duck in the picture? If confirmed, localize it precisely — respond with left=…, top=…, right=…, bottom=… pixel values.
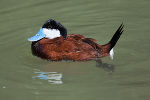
left=28, top=19, right=124, bottom=61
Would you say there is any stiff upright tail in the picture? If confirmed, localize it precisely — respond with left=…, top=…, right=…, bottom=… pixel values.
left=108, top=23, right=124, bottom=50
left=101, top=23, right=124, bottom=59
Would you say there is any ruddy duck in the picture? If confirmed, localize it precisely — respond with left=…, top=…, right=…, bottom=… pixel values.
left=28, top=19, right=124, bottom=61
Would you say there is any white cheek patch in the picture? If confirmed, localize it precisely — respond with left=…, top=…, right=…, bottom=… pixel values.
left=43, top=28, right=61, bottom=39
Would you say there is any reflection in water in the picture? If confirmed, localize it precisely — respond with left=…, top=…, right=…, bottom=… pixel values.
left=33, top=71, right=63, bottom=84
left=95, top=59, right=114, bottom=72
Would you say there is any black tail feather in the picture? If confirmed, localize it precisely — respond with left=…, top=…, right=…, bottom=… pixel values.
left=109, top=23, right=124, bottom=51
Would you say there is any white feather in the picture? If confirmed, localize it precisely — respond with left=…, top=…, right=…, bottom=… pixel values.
left=43, top=28, right=61, bottom=39
left=109, top=48, right=114, bottom=60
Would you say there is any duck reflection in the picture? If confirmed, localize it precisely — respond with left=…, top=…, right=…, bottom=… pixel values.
left=95, top=59, right=114, bottom=72
left=33, top=71, right=63, bottom=84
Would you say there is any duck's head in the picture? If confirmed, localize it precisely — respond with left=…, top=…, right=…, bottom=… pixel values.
left=28, top=19, right=67, bottom=41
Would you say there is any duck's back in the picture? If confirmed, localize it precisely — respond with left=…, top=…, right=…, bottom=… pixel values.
left=31, top=34, right=103, bottom=61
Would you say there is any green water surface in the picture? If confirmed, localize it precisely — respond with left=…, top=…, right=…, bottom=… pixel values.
left=0, top=0, right=150, bottom=100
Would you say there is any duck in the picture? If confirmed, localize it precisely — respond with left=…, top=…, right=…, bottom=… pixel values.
left=28, top=19, right=124, bottom=61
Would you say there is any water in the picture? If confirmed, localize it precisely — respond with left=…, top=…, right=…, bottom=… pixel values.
left=0, top=0, right=150, bottom=100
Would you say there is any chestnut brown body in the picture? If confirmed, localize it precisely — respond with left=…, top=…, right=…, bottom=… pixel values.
left=31, top=34, right=111, bottom=61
